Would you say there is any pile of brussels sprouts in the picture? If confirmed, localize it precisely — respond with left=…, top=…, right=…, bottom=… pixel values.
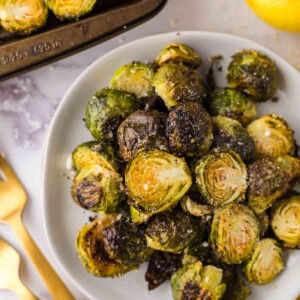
left=0, top=0, right=98, bottom=35
left=71, top=42, right=300, bottom=300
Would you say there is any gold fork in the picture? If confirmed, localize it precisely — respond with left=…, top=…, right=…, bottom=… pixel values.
left=0, top=153, right=74, bottom=300
left=0, top=238, right=37, bottom=300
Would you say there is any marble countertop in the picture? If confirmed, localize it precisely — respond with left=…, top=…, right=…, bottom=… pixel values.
left=0, top=0, right=300, bottom=299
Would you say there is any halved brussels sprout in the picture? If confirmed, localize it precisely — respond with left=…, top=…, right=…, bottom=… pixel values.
left=171, top=261, right=226, bottom=300
left=153, top=62, right=207, bottom=108
left=145, top=211, right=198, bottom=253
left=212, top=116, right=255, bottom=162
left=85, top=88, right=140, bottom=142
left=243, top=238, right=284, bottom=285
left=75, top=216, right=131, bottom=277
left=117, top=110, right=168, bottom=161
left=45, top=0, right=96, bottom=19
left=166, top=101, right=213, bottom=157
left=209, top=88, right=256, bottom=125
left=247, top=114, right=295, bottom=158
left=110, top=62, right=155, bottom=98
left=72, top=141, right=120, bottom=171
left=248, top=156, right=300, bottom=214
left=181, top=194, right=214, bottom=217
left=125, top=150, right=192, bottom=216
left=71, top=164, right=125, bottom=214
left=195, top=149, right=247, bottom=207
left=210, top=203, right=259, bottom=264
left=155, top=42, right=202, bottom=69
left=103, top=218, right=152, bottom=267
left=271, top=195, right=300, bottom=248
left=0, top=0, right=48, bottom=34
left=227, top=49, right=277, bottom=101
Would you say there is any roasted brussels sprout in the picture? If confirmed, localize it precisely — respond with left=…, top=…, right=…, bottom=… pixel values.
left=155, top=42, right=202, bottom=69
left=125, top=150, right=192, bottom=216
left=145, top=211, right=198, bottom=253
left=153, top=62, right=207, bottom=108
left=223, top=267, right=251, bottom=300
left=210, top=203, right=259, bottom=264
left=85, top=88, right=140, bottom=142
left=248, top=156, right=300, bottom=214
left=45, top=0, right=96, bottom=19
left=145, top=251, right=182, bottom=290
left=110, top=62, right=155, bottom=98
left=117, top=110, right=168, bottom=161
left=247, top=114, right=295, bottom=158
left=212, top=116, right=255, bottom=162
left=76, top=217, right=131, bottom=277
left=72, top=141, right=120, bottom=171
left=209, top=88, right=256, bottom=125
left=243, top=238, right=284, bottom=285
left=129, top=206, right=151, bottom=224
left=103, top=218, right=152, bottom=267
left=195, top=149, right=247, bottom=207
left=71, top=164, right=124, bottom=213
left=181, top=194, right=214, bottom=217
left=166, top=101, right=213, bottom=157
left=227, top=49, right=277, bottom=101
left=171, top=261, right=226, bottom=300
left=271, top=195, right=300, bottom=248
left=0, top=0, right=48, bottom=34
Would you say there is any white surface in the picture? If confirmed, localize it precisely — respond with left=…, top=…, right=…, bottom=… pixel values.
left=43, top=31, right=300, bottom=300
left=1, top=1, right=300, bottom=299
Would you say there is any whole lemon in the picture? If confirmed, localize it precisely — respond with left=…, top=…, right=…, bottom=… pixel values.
left=246, top=0, right=300, bottom=32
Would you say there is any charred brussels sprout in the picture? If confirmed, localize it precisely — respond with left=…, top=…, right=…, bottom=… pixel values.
left=0, top=0, right=48, bottom=34
left=209, top=88, right=256, bottom=125
left=227, top=49, right=277, bottom=101
left=45, top=0, right=96, bottom=19
left=85, top=88, right=139, bottom=142
left=212, top=116, right=255, bottom=162
left=171, top=261, right=226, bottom=300
left=153, top=62, right=207, bottom=108
left=117, top=110, right=168, bottom=161
left=248, top=156, right=300, bottom=214
left=110, top=62, right=155, bottom=98
left=195, top=149, right=247, bottom=207
left=75, top=217, right=131, bottom=277
left=125, top=150, right=192, bottom=216
left=166, top=101, right=213, bottom=157
left=210, top=203, right=259, bottom=264
left=271, top=195, right=300, bottom=248
left=145, top=251, right=182, bottom=290
left=243, top=238, right=284, bottom=285
left=71, top=164, right=124, bottom=214
left=247, top=114, right=295, bottom=158
left=155, top=42, right=202, bottom=69
left=103, top=218, right=152, bottom=267
left=72, top=141, right=120, bottom=171
left=145, top=211, right=198, bottom=253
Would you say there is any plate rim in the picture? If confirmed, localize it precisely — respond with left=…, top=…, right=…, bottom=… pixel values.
left=42, top=30, right=300, bottom=300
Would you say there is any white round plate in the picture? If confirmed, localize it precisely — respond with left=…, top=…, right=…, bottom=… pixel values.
left=43, top=31, right=300, bottom=300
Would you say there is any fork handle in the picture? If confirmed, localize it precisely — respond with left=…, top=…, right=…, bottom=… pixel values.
left=9, top=214, right=75, bottom=300
left=13, top=278, right=38, bottom=300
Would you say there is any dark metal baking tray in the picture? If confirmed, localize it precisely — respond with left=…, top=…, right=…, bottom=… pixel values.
left=0, top=0, right=167, bottom=81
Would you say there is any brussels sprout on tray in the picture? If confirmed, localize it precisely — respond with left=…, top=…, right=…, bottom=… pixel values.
left=68, top=42, right=300, bottom=299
